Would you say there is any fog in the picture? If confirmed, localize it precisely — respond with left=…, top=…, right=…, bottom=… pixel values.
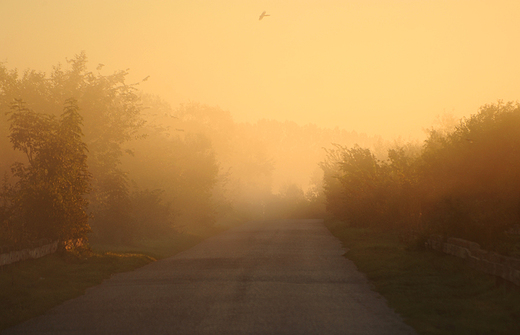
left=1, top=1, right=520, bottom=244
left=2, top=0, right=520, bottom=139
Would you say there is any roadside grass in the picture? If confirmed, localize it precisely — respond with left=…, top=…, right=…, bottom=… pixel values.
left=0, top=232, right=204, bottom=332
left=90, top=231, right=204, bottom=260
left=325, top=220, right=520, bottom=335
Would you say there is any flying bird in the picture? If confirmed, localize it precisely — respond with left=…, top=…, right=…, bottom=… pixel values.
left=259, top=11, right=270, bottom=20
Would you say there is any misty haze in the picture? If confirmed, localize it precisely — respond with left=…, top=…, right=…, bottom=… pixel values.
left=1, top=1, right=520, bottom=334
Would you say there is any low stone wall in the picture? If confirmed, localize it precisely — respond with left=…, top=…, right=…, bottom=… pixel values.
left=0, top=240, right=59, bottom=267
left=426, top=235, right=520, bottom=286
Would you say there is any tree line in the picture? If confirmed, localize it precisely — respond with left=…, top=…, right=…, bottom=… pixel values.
left=1, top=53, right=380, bottom=249
left=7, top=54, right=517, bottom=253
left=321, top=101, right=520, bottom=251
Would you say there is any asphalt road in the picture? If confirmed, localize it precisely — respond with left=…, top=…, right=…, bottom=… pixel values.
left=4, top=219, right=416, bottom=335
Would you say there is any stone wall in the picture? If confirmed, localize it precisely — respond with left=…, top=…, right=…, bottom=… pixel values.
left=426, top=235, right=520, bottom=286
left=0, top=240, right=59, bottom=267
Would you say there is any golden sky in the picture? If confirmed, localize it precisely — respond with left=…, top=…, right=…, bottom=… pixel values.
left=2, top=0, right=520, bottom=139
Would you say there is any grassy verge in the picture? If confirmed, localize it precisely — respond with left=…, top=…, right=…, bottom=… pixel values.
left=0, top=232, right=204, bottom=332
left=325, top=219, right=520, bottom=335
left=90, top=232, right=204, bottom=260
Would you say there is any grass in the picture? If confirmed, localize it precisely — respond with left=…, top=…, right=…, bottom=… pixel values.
left=0, top=232, right=204, bottom=332
left=90, top=232, right=204, bottom=260
left=325, top=219, right=520, bottom=335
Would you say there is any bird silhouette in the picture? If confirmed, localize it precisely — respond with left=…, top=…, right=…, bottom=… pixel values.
left=259, top=11, right=270, bottom=20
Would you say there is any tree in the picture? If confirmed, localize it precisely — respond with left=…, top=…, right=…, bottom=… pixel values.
left=420, top=101, right=520, bottom=246
left=0, top=173, right=16, bottom=245
left=0, top=53, right=145, bottom=243
left=7, top=99, right=91, bottom=244
left=321, top=143, right=420, bottom=232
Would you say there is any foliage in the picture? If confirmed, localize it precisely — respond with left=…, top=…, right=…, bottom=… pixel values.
left=4, top=99, right=91, bottom=244
left=88, top=168, right=131, bottom=244
left=264, top=181, right=326, bottom=219
left=321, top=101, right=520, bottom=249
left=173, top=133, right=220, bottom=234
left=119, top=98, right=221, bottom=235
left=128, top=188, right=174, bottom=240
left=420, top=102, right=520, bottom=246
left=0, top=174, right=16, bottom=245
left=0, top=53, right=145, bottom=244
left=1, top=54, right=384, bottom=243
left=320, top=144, right=409, bottom=229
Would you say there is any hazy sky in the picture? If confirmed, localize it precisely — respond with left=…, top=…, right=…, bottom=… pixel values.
left=2, top=0, right=520, bottom=139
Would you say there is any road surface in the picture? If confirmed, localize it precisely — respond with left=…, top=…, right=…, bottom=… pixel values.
left=4, top=219, right=416, bottom=334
